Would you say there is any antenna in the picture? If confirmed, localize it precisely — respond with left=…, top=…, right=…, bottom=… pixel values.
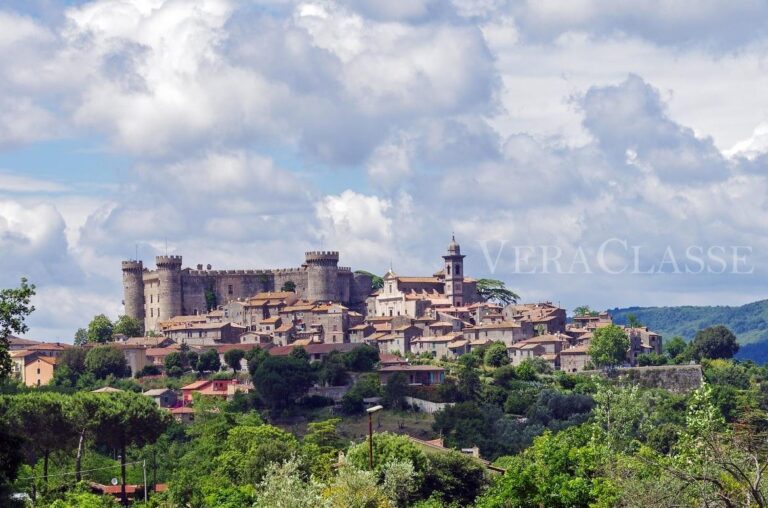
left=135, top=244, right=138, bottom=262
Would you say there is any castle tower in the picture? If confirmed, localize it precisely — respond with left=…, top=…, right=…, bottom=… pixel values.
left=121, top=260, right=145, bottom=322
left=442, top=235, right=465, bottom=307
left=305, top=251, right=339, bottom=302
left=156, top=255, right=183, bottom=323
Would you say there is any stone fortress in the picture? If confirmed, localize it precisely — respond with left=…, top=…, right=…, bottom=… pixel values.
left=122, top=251, right=373, bottom=332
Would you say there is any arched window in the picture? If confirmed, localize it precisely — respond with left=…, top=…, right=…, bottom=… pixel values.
left=447, top=265, right=451, bottom=275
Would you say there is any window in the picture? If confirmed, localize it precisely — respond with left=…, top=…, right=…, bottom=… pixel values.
left=447, top=265, right=451, bottom=275
left=37, top=368, right=41, bottom=374
left=150, top=294, right=153, bottom=303
left=228, top=285, right=234, bottom=295
left=455, top=265, right=461, bottom=275
left=150, top=308, right=154, bottom=317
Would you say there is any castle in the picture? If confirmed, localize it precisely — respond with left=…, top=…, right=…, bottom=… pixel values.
left=122, top=251, right=373, bottom=332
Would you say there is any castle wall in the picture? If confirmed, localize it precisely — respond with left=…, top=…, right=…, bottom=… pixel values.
left=121, top=261, right=145, bottom=325
left=132, top=252, right=372, bottom=332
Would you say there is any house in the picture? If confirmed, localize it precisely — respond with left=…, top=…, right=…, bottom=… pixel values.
left=378, top=353, right=409, bottom=367
left=143, top=388, right=178, bottom=408
left=508, top=334, right=571, bottom=368
left=503, top=302, right=567, bottom=334
left=8, top=336, right=41, bottom=351
left=115, top=336, right=174, bottom=348
left=378, top=365, right=445, bottom=385
left=463, top=321, right=531, bottom=347
left=145, top=345, right=181, bottom=367
left=171, top=406, right=195, bottom=424
left=349, top=323, right=376, bottom=343
left=163, top=321, right=247, bottom=345
left=570, top=312, right=613, bottom=331
left=411, top=333, right=464, bottom=359
left=560, top=346, right=592, bottom=372
left=375, top=325, right=422, bottom=355
left=180, top=379, right=253, bottom=404
left=23, top=355, right=57, bottom=387
left=626, top=327, right=663, bottom=365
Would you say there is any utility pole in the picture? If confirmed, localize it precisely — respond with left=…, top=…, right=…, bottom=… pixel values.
left=366, top=405, right=383, bottom=469
left=143, top=459, right=148, bottom=504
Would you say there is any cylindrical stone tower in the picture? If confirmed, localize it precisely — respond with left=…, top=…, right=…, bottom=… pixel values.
left=156, top=255, right=183, bottom=322
left=121, top=260, right=145, bottom=322
left=305, top=251, right=339, bottom=302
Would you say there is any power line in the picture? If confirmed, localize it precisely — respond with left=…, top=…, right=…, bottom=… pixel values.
left=17, top=460, right=146, bottom=481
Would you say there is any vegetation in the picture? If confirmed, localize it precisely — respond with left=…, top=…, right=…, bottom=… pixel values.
left=280, top=281, right=296, bottom=292
left=355, top=270, right=384, bottom=291
left=476, top=279, right=520, bottom=305
left=112, top=315, right=143, bottom=338
left=589, top=325, right=630, bottom=368
left=0, top=278, right=35, bottom=381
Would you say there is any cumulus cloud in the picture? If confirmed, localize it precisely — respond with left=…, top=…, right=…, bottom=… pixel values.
left=3, top=0, right=768, bottom=340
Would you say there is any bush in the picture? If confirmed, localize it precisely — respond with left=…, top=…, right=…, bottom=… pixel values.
left=135, top=365, right=161, bottom=378
left=300, top=394, right=334, bottom=408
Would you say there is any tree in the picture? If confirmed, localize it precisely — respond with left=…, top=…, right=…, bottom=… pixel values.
left=8, top=392, right=76, bottom=483
left=664, top=336, right=688, bottom=359
left=689, top=325, right=739, bottom=360
left=573, top=305, right=593, bottom=317
left=0, top=278, right=35, bottom=381
left=355, top=270, right=384, bottom=291
left=588, top=325, right=629, bottom=369
left=67, top=392, right=104, bottom=481
left=252, top=355, right=315, bottom=410
left=419, top=451, right=488, bottom=506
left=290, top=346, right=310, bottom=362
left=164, top=351, right=185, bottom=375
left=280, top=281, right=296, bottom=292
left=458, top=366, right=482, bottom=401
left=637, top=353, right=667, bottom=366
left=476, top=279, right=520, bottom=305
left=347, top=432, right=428, bottom=475
left=92, top=392, right=170, bottom=503
left=383, top=372, right=408, bottom=410
left=113, top=315, right=143, bottom=338
left=476, top=426, right=617, bottom=508
left=343, top=345, right=379, bottom=371
left=626, top=313, right=642, bottom=328
left=253, top=458, right=327, bottom=508
left=87, top=314, right=114, bottom=344
left=85, top=345, right=129, bottom=379
left=204, top=285, right=217, bottom=312
left=224, top=349, right=245, bottom=372
left=0, top=399, right=24, bottom=506
left=484, top=342, right=509, bottom=367
left=73, top=328, right=88, bottom=346
left=52, top=347, right=88, bottom=387
left=197, top=348, right=221, bottom=373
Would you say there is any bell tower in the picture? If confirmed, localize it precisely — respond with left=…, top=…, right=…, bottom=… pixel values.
left=443, top=235, right=465, bottom=307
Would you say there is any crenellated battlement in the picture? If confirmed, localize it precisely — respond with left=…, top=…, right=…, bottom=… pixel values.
left=122, top=260, right=144, bottom=271
left=305, top=251, right=340, bottom=263
left=156, top=255, right=183, bottom=268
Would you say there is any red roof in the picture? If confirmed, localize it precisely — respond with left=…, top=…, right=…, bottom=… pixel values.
left=379, top=365, right=445, bottom=372
left=181, top=380, right=211, bottom=391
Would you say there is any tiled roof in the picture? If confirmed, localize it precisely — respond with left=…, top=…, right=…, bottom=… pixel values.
left=269, top=343, right=357, bottom=356
left=36, top=356, right=58, bottom=366
left=561, top=345, right=590, bottom=354
left=143, top=388, right=172, bottom=396
left=182, top=380, right=211, bottom=391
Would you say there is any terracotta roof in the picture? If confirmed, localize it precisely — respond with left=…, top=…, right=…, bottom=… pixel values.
left=561, top=345, right=591, bottom=354
left=171, top=406, right=195, bottom=414
left=396, top=276, right=441, bottom=284
left=379, top=353, right=407, bottom=364
left=275, top=323, right=294, bottom=333
left=165, top=321, right=245, bottom=331
left=182, top=380, right=211, bottom=391
left=8, top=336, right=41, bottom=347
left=470, top=322, right=520, bottom=330
left=10, top=349, right=34, bottom=358
left=429, top=321, right=454, bottom=328
left=260, top=317, right=280, bottom=324
left=36, top=356, right=58, bottom=366
left=413, top=334, right=461, bottom=343
left=27, top=342, right=70, bottom=351
left=146, top=346, right=179, bottom=357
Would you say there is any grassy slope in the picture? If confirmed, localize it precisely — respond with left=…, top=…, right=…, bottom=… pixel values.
left=609, top=300, right=768, bottom=362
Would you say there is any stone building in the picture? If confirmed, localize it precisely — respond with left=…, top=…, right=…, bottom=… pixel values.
left=122, top=251, right=373, bottom=332
left=367, top=237, right=481, bottom=319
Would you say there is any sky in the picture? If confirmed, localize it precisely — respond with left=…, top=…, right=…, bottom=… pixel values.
left=2, top=0, right=768, bottom=341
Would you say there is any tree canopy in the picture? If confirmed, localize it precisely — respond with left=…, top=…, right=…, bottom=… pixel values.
left=476, top=279, right=520, bottom=305
left=113, top=315, right=143, bottom=338
left=0, top=278, right=35, bottom=381
left=86, top=314, right=114, bottom=344
left=252, top=355, right=315, bottom=410
left=85, top=345, right=129, bottom=379
left=689, top=325, right=739, bottom=360
left=588, top=325, right=630, bottom=368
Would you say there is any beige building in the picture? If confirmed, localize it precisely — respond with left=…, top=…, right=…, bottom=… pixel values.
left=464, top=321, right=532, bottom=347
left=411, top=333, right=467, bottom=359
left=164, top=321, right=246, bottom=345
left=560, top=346, right=592, bottom=372
left=24, top=356, right=57, bottom=387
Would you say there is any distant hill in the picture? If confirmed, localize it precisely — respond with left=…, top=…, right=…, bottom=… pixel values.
left=609, top=300, right=768, bottom=363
